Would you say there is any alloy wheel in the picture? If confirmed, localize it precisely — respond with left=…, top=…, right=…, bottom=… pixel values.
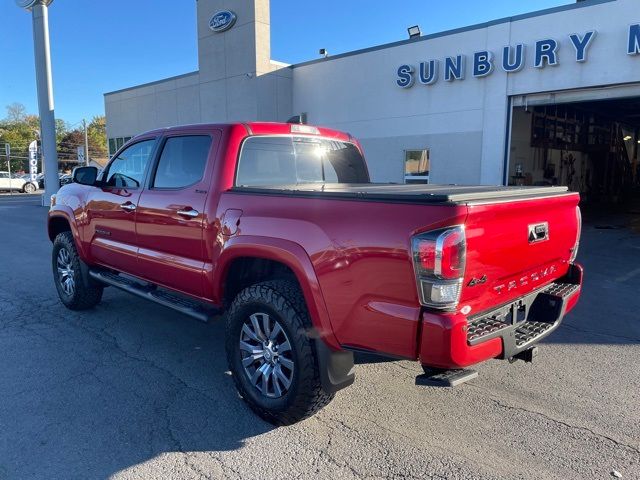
left=56, top=247, right=75, bottom=296
left=239, top=312, right=294, bottom=398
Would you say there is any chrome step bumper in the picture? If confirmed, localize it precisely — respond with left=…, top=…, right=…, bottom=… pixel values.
left=465, top=270, right=581, bottom=360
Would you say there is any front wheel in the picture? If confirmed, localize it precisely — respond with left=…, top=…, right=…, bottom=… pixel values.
left=23, top=183, right=36, bottom=194
left=225, top=280, right=334, bottom=425
left=52, top=231, right=103, bottom=310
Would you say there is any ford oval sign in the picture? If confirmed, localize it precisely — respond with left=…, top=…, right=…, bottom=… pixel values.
left=210, top=10, right=237, bottom=33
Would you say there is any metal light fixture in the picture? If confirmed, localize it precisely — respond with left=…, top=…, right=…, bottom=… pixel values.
left=408, top=25, right=421, bottom=39
left=16, top=0, right=53, bottom=8
left=16, top=0, right=59, bottom=206
left=319, top=48, right=329, bottom=58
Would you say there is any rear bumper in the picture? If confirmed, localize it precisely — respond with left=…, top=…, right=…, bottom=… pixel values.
left=419, top=263, right=583, bottom=369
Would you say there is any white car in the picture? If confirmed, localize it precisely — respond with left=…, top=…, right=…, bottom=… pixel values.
left=0, top=172, right=38, bottom=194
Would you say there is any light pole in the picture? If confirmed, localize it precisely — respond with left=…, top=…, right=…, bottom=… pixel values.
left=16, top=0, right=59, bottom=206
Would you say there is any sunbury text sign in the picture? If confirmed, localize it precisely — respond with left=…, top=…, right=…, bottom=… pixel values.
left=396, top=24, right=640, bottom=88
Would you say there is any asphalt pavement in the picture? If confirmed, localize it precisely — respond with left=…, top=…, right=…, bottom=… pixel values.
left=0, top=195, right=638, bottom=480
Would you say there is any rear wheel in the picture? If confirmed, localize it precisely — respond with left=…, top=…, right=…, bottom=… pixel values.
left=52, top=232, right=103, bottom=310
left=23, top=183, right=36, bottom=194
left=225, top=280, right=333, bottom=425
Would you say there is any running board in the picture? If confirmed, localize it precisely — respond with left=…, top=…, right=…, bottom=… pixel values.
left=415, top=368, right=478, bottom=387
left=89, top=270, right=220, bottom=322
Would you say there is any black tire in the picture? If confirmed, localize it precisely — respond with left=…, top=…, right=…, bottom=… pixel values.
left=23, top=183, right=36, bottom=194
left=225, top=280, right=334, bottom=425
left=52, top=231, right=103, bottom=310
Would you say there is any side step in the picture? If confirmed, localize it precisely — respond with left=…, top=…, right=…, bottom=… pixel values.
left=89, top=270, right=221, bottom=322
left=415, top=368, right=478, bottom=387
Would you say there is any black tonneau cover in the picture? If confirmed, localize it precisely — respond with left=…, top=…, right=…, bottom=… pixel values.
left=231, top=183, right=570, bottom=204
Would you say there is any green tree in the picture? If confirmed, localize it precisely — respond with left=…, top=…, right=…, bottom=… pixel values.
left=58, top=129, right=85, bottom=162
left=0, top=103, right=105, bottom=171
left=87, top=115, right=107, bottom=158
left=55, top=118, right=69, bottom=145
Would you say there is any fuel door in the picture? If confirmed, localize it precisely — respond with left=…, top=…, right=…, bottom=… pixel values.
left=222, top=209, right=243, bottom=236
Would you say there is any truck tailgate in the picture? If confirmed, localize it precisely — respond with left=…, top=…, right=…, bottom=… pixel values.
left=460, top=192, right=580, bottom=315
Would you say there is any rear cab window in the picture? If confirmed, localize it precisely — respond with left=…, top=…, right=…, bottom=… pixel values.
left=235, top=136, right=370, bottom=186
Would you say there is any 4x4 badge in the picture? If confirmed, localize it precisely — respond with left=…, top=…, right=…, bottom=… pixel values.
left=468, top=275, right=487, bottom=287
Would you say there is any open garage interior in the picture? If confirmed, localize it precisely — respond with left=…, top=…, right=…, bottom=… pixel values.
left=508, top=96, right=640, bottom=212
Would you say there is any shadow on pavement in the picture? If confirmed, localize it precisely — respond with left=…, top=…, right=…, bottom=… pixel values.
left=0, top=203, right=274, bottom=479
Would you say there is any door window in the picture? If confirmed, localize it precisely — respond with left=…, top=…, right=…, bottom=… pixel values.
left=152, top=135, right=212, bottom=189
left=104, top=139, right=155, bottom=188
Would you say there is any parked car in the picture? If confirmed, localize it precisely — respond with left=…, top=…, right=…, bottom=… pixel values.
left=47, top=122, right=583, bottom=425
left=0, top=171, right=37, bottom=193
left=59, top=174, right=73, bottom=186
left=18, top=174, right=40, bottom=192
left=37, top=173, right=72, bottom=189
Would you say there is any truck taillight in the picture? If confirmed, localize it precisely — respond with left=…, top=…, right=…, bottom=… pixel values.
left=411, top=226, right=466, bottom=310
left=570, top=206, right=582, bottom=262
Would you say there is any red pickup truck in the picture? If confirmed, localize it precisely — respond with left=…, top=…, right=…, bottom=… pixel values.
left=48, top=122, right=582, bottom=425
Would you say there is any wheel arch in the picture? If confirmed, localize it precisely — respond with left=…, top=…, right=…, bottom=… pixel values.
left=48, top=208, right=88, bottom=261
left=215, top=235, right=340, bottom=350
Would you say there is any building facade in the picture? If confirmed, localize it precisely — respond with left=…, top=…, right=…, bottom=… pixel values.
left=105, top=0, right=640, bottom=194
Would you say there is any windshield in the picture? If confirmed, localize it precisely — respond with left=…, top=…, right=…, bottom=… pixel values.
left=236, top=136, right=370, bottom=186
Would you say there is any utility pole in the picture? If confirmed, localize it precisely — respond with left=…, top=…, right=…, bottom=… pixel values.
left=83, top=119, right=89, bottom=166
left=17, top=0, right=58, bottom=206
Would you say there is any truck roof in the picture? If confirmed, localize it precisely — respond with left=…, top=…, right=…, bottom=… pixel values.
left=142, top=122, right=352, bottom=142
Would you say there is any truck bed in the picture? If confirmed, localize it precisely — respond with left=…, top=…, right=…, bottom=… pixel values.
left=231, top=183, right=570, bottom=204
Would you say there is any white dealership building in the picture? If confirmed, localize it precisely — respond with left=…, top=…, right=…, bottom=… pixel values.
left=105, top=0, right=640, bottom=200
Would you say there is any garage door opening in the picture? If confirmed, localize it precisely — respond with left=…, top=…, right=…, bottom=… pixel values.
left=507, top=97, right=640, bottom=212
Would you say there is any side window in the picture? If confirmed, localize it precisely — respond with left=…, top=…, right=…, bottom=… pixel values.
left=152, top=135, right=212, bottom=189
left=104, top=139, right=155, bottom=188
left=0, top=173, right=8, bottom=179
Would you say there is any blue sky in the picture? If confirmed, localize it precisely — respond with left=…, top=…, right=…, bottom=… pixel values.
left=0, top=0, right=573, bottom=126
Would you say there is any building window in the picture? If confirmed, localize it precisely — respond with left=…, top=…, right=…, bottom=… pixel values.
left=404, top=149, right=430, bottom=184
left=108, top=136, right=133, bottom=157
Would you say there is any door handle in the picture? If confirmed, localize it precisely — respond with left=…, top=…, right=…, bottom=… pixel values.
left=120, top=202, right=136, bottom=212
left=177, top=208, right=199, bottom=218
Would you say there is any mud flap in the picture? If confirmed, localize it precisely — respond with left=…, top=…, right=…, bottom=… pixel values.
left=315, top=339, right=355, bottom=394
